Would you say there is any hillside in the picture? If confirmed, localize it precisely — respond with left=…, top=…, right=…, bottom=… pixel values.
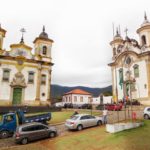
left=51, top=84, right=112, bottom=98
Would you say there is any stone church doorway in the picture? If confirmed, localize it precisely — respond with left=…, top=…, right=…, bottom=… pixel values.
left=12, top=88, right=22, bottom=105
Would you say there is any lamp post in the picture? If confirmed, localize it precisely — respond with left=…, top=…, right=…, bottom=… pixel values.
left=100, top=93, right=103, bottom=105
left=90, top=97, right=93, bottom=115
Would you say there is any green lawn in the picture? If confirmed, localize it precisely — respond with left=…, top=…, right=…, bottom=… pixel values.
left=50, top=109, right=101, bottom=124
left=4, top=120, right=150, bottom=150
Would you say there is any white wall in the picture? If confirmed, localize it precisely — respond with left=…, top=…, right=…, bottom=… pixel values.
left=0, top=59, right=51, bottom=104
left=114, top=59, right=148, bottom=100
left=62, top=94, right=92, bottom=105
left=22, top=66, right=38, bottom=101
left=92, top=96, right=112, bottom=104
left=0, top=61, right=18, bottom=100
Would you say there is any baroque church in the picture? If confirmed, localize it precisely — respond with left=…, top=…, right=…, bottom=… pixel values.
left=0, top=25, right=53, bottom=106
left=109, top=13, right=150, bottom=105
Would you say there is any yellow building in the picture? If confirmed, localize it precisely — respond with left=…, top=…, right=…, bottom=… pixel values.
left=0, top=25, right=53, bottom=106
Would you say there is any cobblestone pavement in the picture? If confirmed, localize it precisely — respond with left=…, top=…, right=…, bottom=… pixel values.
left=0, top=108, right=144, bottom=149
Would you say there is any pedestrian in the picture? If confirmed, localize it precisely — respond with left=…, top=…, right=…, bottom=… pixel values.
left=71, top=110, right=79, bottom=118
left=103, top=105, right=108, bottom=124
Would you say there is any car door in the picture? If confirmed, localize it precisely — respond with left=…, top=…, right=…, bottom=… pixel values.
left=86, top=115, right=97, bottom=127
left=35, top=125, right=49, bottom=139
left=3, top=114, right=17, bottom=132
left=80, top=115, right=89, bottom=128
left=22, top=125, right=38, bottom=141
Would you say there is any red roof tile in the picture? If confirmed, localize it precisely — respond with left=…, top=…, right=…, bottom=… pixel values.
left=64, top=89, right=92, bottom=95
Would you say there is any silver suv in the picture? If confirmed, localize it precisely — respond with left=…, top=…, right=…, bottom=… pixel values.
left=14, top=122, right=57, bottom=144
left=143, top=107, right=150, bottom=119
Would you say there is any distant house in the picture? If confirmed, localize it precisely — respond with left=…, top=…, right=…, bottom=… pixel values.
left=92, top=96, right=112, bottom=105
left=62, top=89, right=92, bottom=105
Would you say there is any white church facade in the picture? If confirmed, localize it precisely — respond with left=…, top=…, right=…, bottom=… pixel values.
left=109, top=13, right=150, bottom=105
left=0, top=25, right=53, bottom=106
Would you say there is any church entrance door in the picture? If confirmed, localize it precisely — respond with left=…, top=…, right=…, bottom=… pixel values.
left=12, top=88, right=22, bottom=105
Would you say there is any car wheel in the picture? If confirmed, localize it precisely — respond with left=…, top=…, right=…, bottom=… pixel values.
left=77, top=125, right=83, bottom=131
left=97, top=120, right=102, bottom=126
left=144, top=114, right=149, bottom=120
left=21, top=138, right=28, bottom=145
left=49, top=132, right=56, bottom=138
left=0, top=131, right=9, bottom=139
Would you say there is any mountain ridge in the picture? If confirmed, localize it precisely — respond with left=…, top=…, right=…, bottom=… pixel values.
left=51, top=84, right=112, bottom=98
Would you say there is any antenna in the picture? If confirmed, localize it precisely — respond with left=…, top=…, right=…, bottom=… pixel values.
left=119, top=25, right=121, bottom=35
left=112, top=23, right=115, bottom=38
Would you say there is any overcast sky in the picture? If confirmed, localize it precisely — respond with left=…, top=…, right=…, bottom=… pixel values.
left=0, top=0, right=150, bottom=88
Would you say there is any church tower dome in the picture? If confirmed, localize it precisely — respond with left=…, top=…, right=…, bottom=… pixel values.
left=110, top=28, right=123, bottom=57
left=137, top=12, right=150, bottom=47
left=39, top=26, right=49, bottom=39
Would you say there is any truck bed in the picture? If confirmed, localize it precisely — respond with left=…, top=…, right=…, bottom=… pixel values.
left=24, top=112, right=51, bottom=123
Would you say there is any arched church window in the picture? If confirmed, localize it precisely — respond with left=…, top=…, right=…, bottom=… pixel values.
left=125, top=57, right=132, bottom=65
left=119, top=68, right=123, bottom=89
left=42, top=46, right=47, bottom=55
left=133, top=64, right=139, bottom=78
left=2, top=69, right=10, bottom=82
left=41, top=74, right=46, bottom=84
left=28, top=71, right=34, bottom=84
left=141, top=35, right=146, bottom=45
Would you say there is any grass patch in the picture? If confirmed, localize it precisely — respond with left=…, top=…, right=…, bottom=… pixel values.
left=50, top=109, right=101, bottom=124
left=46, top=120, right=150, bottom=150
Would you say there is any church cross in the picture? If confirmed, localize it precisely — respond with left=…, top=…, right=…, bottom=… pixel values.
left=20, top=28, right=26, bottom=43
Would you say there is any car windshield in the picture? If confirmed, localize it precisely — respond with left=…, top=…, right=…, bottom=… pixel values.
left=71, top=116, right=79, bottom=120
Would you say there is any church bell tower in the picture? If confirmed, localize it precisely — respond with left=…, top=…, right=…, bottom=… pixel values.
left=0, top=24, right=6, bottom=50
left=137, top=12, right=150, bottom=47
left=33, top=26, right=54, bottom=61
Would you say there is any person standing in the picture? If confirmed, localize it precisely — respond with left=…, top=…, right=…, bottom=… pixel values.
left=103, top=106, right=108, bottom=124
left=71, top=110, right=79, bottom=118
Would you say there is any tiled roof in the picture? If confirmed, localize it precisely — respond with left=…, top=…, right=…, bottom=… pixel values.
left=64, top=89, right=92, bottom=95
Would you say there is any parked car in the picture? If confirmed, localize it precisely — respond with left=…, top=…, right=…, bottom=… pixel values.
left=0, top=110, right=51, bottom=139
left=65, top=114, right=103, bottom=131
left=54, top=102, right=64, bottom=108
left=143, top=107, right=150, bottom=119
left=106, top=104, right=122, bottom=111
left=96, top=104, right=104, bottom=110
left=81, top=104, right=92, bottom=109
left=14, top=122, right=57, bottom=145
left=64, top=103, right=73, bottom=108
